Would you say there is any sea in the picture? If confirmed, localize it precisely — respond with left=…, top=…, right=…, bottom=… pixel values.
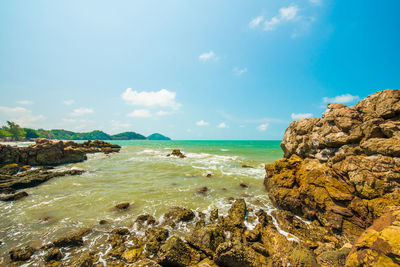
left=0, top=140, right=283, bottom=258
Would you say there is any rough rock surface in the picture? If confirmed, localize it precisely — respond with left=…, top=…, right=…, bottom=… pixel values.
left=264, top=89, right=400, bottom=266
left=0, top=139, right=121, bottom=167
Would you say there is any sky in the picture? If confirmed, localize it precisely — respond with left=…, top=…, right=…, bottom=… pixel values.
left=0, top=0, right=399, bottom=140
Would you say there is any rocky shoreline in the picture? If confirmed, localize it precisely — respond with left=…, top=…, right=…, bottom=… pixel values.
left=1, top=90, right=400, bottom=266
left=0, top=139, right=120, bottom=197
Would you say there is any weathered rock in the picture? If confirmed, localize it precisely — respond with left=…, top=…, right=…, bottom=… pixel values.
left=115, top=202, right=130, bottom=210
left=157, top=236, right=198, bottom=267
left=187, top=223, right=225, bottom=257
left=345, top=206, right=400, bottom=266
left=214, top=240, right=267, bottom=267
left=0, top=191, right=28, bottom=201
left=9, top=245, right=35, bottom=261
left=167, top=149, right=186, bottom=158
left=52, top=228, right=91, bottom=247
left=223, top=199, right=247, bottom=230
left=162, top=206, right=195, bottom=227
left=44, top=247, right=62, bottom=262
left=135, top=214, right=156, bottom=229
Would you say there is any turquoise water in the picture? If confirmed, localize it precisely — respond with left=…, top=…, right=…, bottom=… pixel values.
left=0, top=140, right=282, bottom=258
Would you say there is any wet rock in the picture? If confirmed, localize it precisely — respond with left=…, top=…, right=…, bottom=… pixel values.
left=115, top=202, right=130, bottom=210
left=39, top=216, right=52, bottom=224
left=210, top=209, right=219, bottom=222
left=145, top=227, right=169, bottom=255
left=239, top=183, right=248, bottom=188
left=206, top=173, right=212, bottom=178
left=101, top=146, right=120, bottom=154
left=187, top=223, right=225, bottom=257
left=9, top=245, right=35, bottom=261
left=214, top=241, right=267, bottom=267
left=197, top=186, right=208, bottom=195
left=345, top=206, right=400, bottom=266
left=68, top=250, right=96, bottom=267
left=135, top=214, right=156, bottom=229
left=157, top=236, right=197, bottom=267
left=0, top=191, right=28, bottom=201
left=53, top=228, right=91, bottom=247
left=198, top=258, right=218, bottom=267
left=44, top=247, right=62, bottom=262
left=135, top=259, right=162, bottom=267
left=122, top=246, right=143, bottom=263
left=242, top=165, right=253, bottom=168
left=162, top=206, right=195, bottom=227
left=167, top=149, right=186, bottom=158
left=223, top=199, right=246, bottom=230
left=99, top=219, right=108, bottom=225
left=112, top=227, right=130, bottom=236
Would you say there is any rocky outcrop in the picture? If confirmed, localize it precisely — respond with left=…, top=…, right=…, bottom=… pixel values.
left=167, top=149, right=186, bottom=158
left=265, top=89, right=400, bottom=266
left=346, top=206, right=400, bottom=266
left=4, top=199, right=327, bottom=266
left=0, top=139, right=121, bottom=167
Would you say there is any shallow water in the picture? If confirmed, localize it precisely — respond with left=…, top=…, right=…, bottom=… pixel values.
left=0, top=140, right=282, bottom=258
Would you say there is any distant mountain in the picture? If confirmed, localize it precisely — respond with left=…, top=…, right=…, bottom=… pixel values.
left=111, top=132, right=147, bottom=140
left=17, top=126, right=170, bottom=141
left=148, top=133, right=171, bottom=140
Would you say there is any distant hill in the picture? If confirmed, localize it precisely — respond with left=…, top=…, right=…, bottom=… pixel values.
left=148, top=133, right=171, bottom=140
left=18, top=127, right=171, bottom=141
left=111, top=132, right=147, bottom=140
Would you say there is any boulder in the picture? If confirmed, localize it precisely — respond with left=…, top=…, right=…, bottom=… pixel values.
left=167, top=149, right=186, bottom=158
left=52, top=228, right=91, bottom=247
left=44, top=247, right=62, bottom=262
left=0, top=191, right=28, bottom=201
left=162, top=206, right=195, bottom=227
left=157, top=236, right=198, bottom=267
left=9, top=246, right=35, bottom=262
left=345, top=206, right=400, bottom=266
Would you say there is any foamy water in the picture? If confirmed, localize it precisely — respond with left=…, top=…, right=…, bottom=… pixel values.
left=0, top=140, right=282, bottom=257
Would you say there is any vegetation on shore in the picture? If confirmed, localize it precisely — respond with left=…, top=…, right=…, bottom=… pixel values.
left=0, top=121, right=170, bottom=141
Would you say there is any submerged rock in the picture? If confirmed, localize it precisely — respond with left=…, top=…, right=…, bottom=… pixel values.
left=115, top=202, right=130, bottom=210
left=166, top=149, right=186, bottom=158
left=44, top=247, right=62, bottom=262
left=0, top=191, right=28, bottom=201
left=52, top=228, right=91, bottom=247
left=9, top=245, right=35, bottom=262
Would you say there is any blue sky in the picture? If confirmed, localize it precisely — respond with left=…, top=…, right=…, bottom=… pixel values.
left=0, top=0, right=399, bottom=140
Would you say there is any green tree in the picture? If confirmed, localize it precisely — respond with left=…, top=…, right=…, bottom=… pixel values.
left=0, top=129, right=12, bottom=138
left=23, top=128, right=40, bottom=139
left=3, top=121, right=26, bottom=140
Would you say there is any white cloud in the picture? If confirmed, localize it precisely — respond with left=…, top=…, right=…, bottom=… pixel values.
left=199, top=51, right=216, bottom=62
left=71, top=107, right=94, bottom=116
left=217, top=122, right=228, bottom=128
left=291, top=113, right=313, bottom=120
left=196, top=120, right=209, bottom=126
left=309, top=0, right=322, bottom=5
left=111, top=120, right=131, bottom=129
left=156, top=110, right=170, bottom=116
left=0, top=106, right=45, bottom=127
left=122, top=88, right=181, bottom=110
left=323, top=94, right=360, bottom=104
left=257, top=123, right=269, bottom=131
left=249, top=16, right=264, bottom=28
left=264, top=5, right=299, bottom=31
left=128, top=109, right=151, bottom=118
left=233, top=67, right=247, bottom=76
left=17, top=100, right=33, bottom=105
left=64, top=99, right=75, bottom=106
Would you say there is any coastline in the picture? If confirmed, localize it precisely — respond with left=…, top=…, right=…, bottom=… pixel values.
left=1, top=90, right=400, bottom=266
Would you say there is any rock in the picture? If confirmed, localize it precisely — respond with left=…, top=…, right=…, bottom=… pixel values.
left=206, top=173, right=212, bottom=178
left=345, top=206, right=400, bottom=266
left=44, top=247, right=62, bottom=262
left=187, top=223, right=225, bottom=257
left=214, top=241, right=267, bottom=267
left=223, top=199, right=247, bottom=230
left=112, top=227, right=130, bottom=236
left=210, top=209, right=219, bottom=222
left=53, top=228, right=91, bottom=247
left=135, top=259, right=161, bottom=267
left=99, top=219, right=108, bottom=225
left=242, top=165, right=253, bottom=168
left=162, top=206, right=195, bottom=227
left=145, top=227, right=169, bottom=255
left=239, top=183, right=248, bottom=188
left=115, top=202, right=130, bottom=210
left=0, top=191, right=28, bottom=201
left=9, top=245, right=35, bottom=261
left=167, top=149, right=186, bottom=158
left=122, top=247, right=143, bottom=263
left=157, top=236, right=196, bottom=267
left=197, top=186, right=208, bottom=195
left=135, top=214, right=156, bottom=229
